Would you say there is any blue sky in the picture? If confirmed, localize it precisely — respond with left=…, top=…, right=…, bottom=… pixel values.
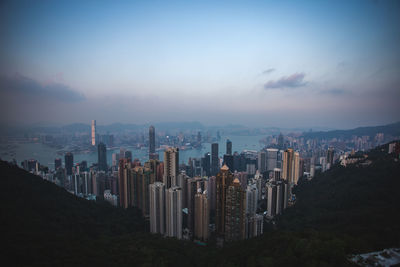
left=0, top=0, right=399, bottom=128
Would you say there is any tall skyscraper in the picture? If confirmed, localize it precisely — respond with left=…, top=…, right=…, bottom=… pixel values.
left=202, top=152, right=211, bottom=177
left=65, top=152, right=73, bottom=176
left=165, top=186, right=182, bottom=239
left=278, top=133, right=284, bottom=149
left=163, top=147, right=179, bottom=188
left=327, top=147, right=335, bottom=166
left=266, top=182, right=277, bottom=217
left=118, top=159, right=131, bottom=208
left=216, top=164, right=234, bottom=236
left=91, top=120, right=96, bottom=146
left=149, top=182, right=165, bottom=235
left=149, top=125, right=156, bottom=159
left=98, top=142, right=107, bottom=171
left=112, top=153, right=120, bottom=167
left=282, top=149, right=294, bottom=183
left=266, top=148, right=278, bottom=171
left=257, top=151, right=266, bottom=173
left=223, top=154, right=234, bottom=170
left=226, top=139, right=232, bottom=155
left=211, top=143, right=219, bottom=176
left=124, top=150, right=132, bottom=160
left=54, top=158, right=62, bottom=170
left=246, top=184, right=258, bottom=216
left=133, top=166, right=151, bottom=217
left=208, top=175, right=216, bottom=212
left=224, top=178, right=246, bottom=241
left=187, top=176, right=208, bottom=234
left=194, top=189, right=209, bottom=241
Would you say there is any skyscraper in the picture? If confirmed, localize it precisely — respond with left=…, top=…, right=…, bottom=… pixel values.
left=246, top=184, right=258, bottom=216
left=149, top=125, right=156, bottom=159
left=224, top=178, right=246, bottom=241
left=54, top=158, right=62, bottom=170
left=257, top=151, right=266, bottom=173
left=327, top=147, right=335, bottom=166
left=226, top=139, right=232, bottom=155
left=201, top=152, right=211, bottom=177
left=266, top=182, right=277, bottom=217
left=187, top=176, right=207, bottom=234
left=266, top=148, right=278, bottom=171
left=65, top=152, right=73, bottom=176
left=165, top=186, right=182, bottom=239
left=98, top=142, right=107, bottom=171
left=282, top=149, right=294, bottom=183
left=223, top=154, right=234, bottom=170
left=163, top=147, right=179, bottom=188
left=149, top=182, right=165, bottom=235
left=118, top=158, right=131, bottom=208
left=211, top=143, right=219, bottom=176
left=194, top=189, right=209, bottom=241
left=216, top=164, right=234, bottom=236
left=91, top=120, right=96, bottom=146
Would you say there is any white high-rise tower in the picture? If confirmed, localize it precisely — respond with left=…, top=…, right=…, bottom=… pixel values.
left=91, top=120, right=96, bottom=146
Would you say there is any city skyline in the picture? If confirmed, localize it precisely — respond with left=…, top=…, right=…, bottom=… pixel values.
left=1, top=0, right=399, bottom=128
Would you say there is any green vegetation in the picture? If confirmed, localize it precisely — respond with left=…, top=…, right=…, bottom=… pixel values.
left=1, top=144, right=399, bottom=266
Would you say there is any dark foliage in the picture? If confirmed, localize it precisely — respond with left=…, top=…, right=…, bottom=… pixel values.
left=1, top=145, right=399, bottom=266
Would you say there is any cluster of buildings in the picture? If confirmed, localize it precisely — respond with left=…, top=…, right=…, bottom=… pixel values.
left=22, top=121, right=384, bottom=244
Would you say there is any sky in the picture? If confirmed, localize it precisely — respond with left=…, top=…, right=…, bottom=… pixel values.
left=0, top=0, right=399, bottom=129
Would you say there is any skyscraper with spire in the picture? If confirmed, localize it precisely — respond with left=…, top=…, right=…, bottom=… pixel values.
left=91, top=120, right=96, bottom=146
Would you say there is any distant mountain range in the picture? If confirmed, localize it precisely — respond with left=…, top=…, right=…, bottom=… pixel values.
left=301, top=121, right=400, bottom=139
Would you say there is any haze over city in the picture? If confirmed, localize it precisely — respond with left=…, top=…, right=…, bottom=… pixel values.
left=1, top=0, right=399, bottom=129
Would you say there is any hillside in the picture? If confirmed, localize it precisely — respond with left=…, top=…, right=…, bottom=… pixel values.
left=1, top=144, right=399, bottom=266
left=302, top=121, right=400, bottom=140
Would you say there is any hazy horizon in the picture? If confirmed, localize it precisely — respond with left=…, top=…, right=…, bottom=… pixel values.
left=1, top=0, right=399, bottom=129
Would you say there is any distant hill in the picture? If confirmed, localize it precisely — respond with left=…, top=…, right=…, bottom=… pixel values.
left=302, top=121, right=400, bottom=139
left=1, top=144, right=399, bottom=266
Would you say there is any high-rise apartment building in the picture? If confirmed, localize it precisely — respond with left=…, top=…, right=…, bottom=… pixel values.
left=216, top=164, right=234, bottom=236
left=224, top=178, right=246, bottom=241
left=149, top=182, right=165, bottom=235
left=186, top=176, right=208, bottom=234
left=327, top=147, right=335, bottom=166
left=118, top=159, right=131, bottom=208
left=165, top=186, right=182, bottom=239
left=194, top=189, right=209, bottom=241
left=163, top=147, right=179, bottom=188
left=91, top=120, right=96, bottom=146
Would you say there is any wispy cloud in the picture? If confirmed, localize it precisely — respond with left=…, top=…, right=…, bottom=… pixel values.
left=261, top=68, right=275, bottom=75
left=0, top=73, right=85, bottom=102
left=264, top=72, right=307, bottom=89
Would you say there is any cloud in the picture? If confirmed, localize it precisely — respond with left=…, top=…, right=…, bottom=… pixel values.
left=0, top=73, right=85, bottom=102
left=264, top=72, right=307, bottom=89
left=261, top=68, right=275, bottom=75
